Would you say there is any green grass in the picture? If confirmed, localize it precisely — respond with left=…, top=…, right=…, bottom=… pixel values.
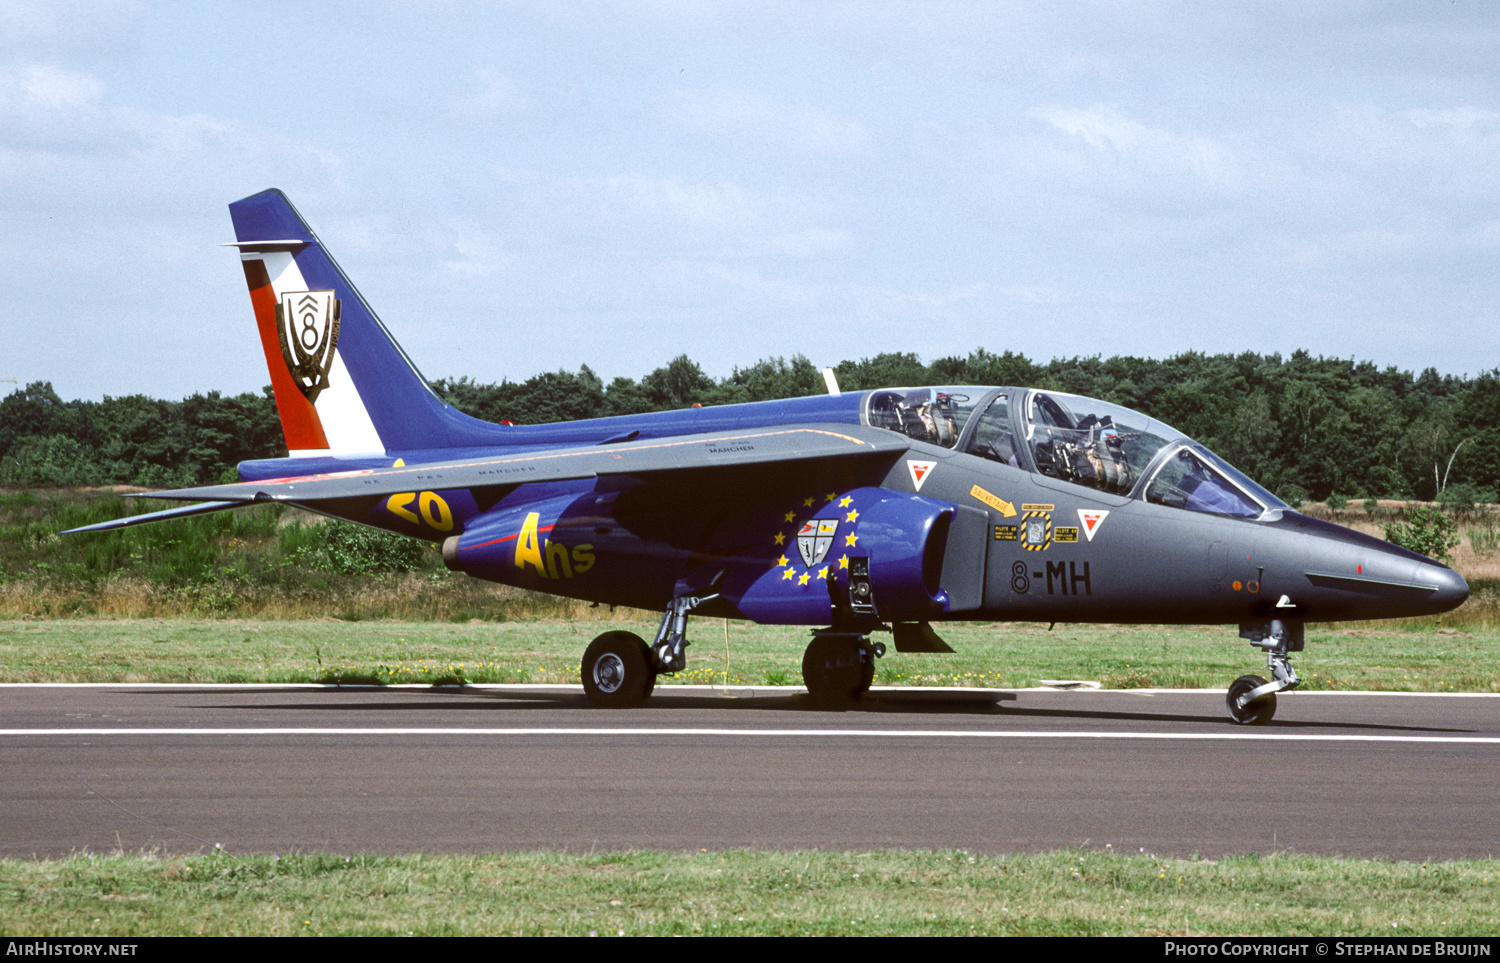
left=0, top=849, right=1495, bottom=936
left=0, top=617, right=1496, bottom=691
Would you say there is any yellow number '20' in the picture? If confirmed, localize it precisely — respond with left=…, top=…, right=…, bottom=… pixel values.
left=386, top=491, right=453, bottom=531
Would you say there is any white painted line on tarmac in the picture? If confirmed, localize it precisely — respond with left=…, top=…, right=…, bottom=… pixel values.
left=1, top=728, right=1498, bottom=744
left=0, top=682, right=1496, bottom=697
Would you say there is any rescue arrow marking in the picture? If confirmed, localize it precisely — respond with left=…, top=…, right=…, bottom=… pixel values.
left=970, top=484, right=1017, bottom=518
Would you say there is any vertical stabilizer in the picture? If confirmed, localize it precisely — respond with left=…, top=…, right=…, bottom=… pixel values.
left=228, top=189, right=503, bottom=455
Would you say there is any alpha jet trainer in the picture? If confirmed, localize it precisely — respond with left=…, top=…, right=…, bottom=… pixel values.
left=68, top=190, right=1469, bottom=724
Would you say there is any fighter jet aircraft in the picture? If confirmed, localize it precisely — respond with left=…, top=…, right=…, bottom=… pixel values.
left=67, top=189, right=1470, bottom=723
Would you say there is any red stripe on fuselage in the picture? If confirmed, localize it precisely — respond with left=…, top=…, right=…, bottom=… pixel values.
left=243, top=259, right=328, bottom=451
left=465, top=524, right=555, bottom=552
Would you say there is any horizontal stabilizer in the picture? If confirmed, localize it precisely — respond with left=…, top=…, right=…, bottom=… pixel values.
left=220, top=240, right=309, bottom=252
left=61, top=501, right=243, bottom=535
left=131, top=424, right=910, bottom=507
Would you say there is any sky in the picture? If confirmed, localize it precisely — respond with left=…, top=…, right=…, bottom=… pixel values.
left=2, top=1, right=1498, bottom=401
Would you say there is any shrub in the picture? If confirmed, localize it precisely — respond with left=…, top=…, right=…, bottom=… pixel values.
left=1279, top=485, right=1307, bottom=509
left=1325, top=492, right=1348, bottom=510
left=293, top=522, right=433, bottom=575
left=0, top=436, right=105, bottom=487
left=1438, top=483, right=1480, bottom=513
left=1467, top=519, right=1500, bottom=556
left=1363, top=497, right=1380, bottom=513
left=1384, top=506, right=1461, bottom=564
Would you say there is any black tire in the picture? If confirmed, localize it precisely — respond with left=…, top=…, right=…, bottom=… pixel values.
left=1226, top=674, right=1276, bottom=725
left=581, top=631, right=656, bottom=708
left=801, top=635, right=875, bottom=705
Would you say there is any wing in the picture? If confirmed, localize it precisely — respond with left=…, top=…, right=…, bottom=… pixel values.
left=64, top=424, right=909, bottom=534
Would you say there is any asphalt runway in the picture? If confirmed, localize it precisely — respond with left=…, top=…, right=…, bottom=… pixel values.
left=1, top=683, right=1496, bottom=861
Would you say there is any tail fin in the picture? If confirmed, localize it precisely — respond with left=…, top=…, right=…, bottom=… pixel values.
left=228, top=189, right=502, bottom=455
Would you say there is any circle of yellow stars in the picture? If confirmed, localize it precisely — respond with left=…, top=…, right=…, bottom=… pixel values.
left=771, top=492, right=860, bottom=588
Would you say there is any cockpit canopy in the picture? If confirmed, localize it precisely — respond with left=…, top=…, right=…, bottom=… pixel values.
left=863, top=386, right=1286, bottom=519
left=864, top=387, right=984, bottom=449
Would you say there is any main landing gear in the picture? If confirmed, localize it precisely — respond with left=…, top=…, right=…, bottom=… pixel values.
left=579, top=592, right=890, bottom=708
left=580, top=591, right=717, bottom=708
left=1226, top=618, right=1302, bottom=725
left=802, top=631, right=884, bottom=704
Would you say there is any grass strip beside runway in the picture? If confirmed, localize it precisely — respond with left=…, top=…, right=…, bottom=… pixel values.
left=0, top=849, right=1496, bottom=937
left=0, top=617, right=1495, bottom=691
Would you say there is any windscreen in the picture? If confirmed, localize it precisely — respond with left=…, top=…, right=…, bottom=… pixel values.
left=1145, top=445, right=1273, bottom=518
left=1023, top=391, right=1182, bottom=495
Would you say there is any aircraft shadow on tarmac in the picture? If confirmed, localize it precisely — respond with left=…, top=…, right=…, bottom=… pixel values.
left=177, top=686, right=1473, bottom=733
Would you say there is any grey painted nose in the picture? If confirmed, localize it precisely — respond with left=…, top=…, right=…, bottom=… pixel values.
left=1428, top=565, right=1470, bottom=611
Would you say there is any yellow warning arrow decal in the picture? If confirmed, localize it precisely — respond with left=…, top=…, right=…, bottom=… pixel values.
left=970, top=484, right=1016, bottom=518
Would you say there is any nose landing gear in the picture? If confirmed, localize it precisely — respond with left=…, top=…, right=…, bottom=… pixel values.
left=1227, top=618, right=1302, bottom=725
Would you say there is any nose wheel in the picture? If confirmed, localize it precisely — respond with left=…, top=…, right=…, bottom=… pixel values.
left=1226, top=674, right=1276, bottom=725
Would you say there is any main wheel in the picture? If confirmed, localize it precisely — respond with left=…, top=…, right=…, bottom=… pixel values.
left=581, top=631, right=657, bottom=708
left=801, top=635, right=875, bottom=705
left=1226, top=674, right=1276, bottom=725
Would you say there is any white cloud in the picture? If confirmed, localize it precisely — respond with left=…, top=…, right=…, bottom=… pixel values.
left=0, top=62, right=109, bottom=148
left=1030, top=105, right=1245, bottom=195
left=1404, top=107, right=1499, bottom=130
left=0, top=0, right=143, bottom=58
left=0, top=61, right=104, bottom=113
left=997, top=284, right=1075, bottom=306
left=447, top=67, right=524, bottom=119
left=0, top=61, right=342, bottom=208
left=664, top=87, right=871, bottom=158
left=493, top=167, right=845, bottom=254
left=442, top=226, right=511, bottom=278
left=771, top=228, right=851, bottom=258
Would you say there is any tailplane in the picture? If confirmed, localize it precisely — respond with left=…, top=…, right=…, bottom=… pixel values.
left=229, top=189, right=502, bottom=455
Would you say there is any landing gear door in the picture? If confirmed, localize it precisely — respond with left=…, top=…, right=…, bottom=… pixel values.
left=940, top=504, right=988, bottom=612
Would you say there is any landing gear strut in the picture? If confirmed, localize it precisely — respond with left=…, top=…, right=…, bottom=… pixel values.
left=802, top=632, right=882, bottom=704
left=579, top=591, right=719, bottom=707
left=649, top=591, right=719, bottom=673
left=1227, top=618, right=1302, bottom=725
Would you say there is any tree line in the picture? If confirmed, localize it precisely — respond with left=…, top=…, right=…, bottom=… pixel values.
left=2, top=349, right=1495, bottom=505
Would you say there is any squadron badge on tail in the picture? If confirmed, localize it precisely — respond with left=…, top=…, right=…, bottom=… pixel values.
left=275, top=290, right=340, bottom=402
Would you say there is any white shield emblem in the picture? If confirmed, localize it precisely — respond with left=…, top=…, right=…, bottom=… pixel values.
left=276, top=290, right=341, bottom=403
left=797, top=518, right=839, bottom=567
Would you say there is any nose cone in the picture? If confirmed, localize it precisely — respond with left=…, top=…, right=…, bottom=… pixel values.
left=1428, top=563, right=1470, bottom=613
left=1362, top=534, right=1470, bottom=615
left=1279, top=512, right=1471, bottom=620
left=1347, top=542, right=1471, bottom=618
